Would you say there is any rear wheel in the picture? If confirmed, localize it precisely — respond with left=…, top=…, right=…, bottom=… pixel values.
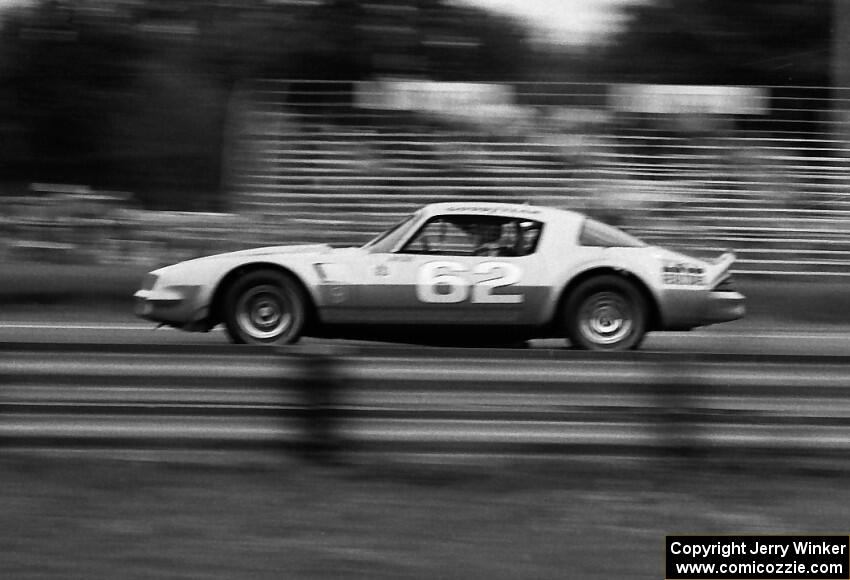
left=223, top=270, right=307, bottom=345
left=565, top=275, right=647, bottom=351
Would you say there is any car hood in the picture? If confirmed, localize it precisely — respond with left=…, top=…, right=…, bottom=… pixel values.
left=215, top=243, right=333, bottom=259
left=161, top=244, right=335, bottom=272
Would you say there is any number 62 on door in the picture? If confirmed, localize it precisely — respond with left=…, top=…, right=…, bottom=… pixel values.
left=415, top=261, right=524, bottom=304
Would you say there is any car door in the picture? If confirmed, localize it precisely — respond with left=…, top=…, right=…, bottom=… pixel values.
left=356, top=214, right=549, bottom=325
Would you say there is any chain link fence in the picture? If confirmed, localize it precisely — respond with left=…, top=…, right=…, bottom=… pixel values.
left=228, top=80, right=850, bottom=277
left=4, top=80, right=850, bottom=275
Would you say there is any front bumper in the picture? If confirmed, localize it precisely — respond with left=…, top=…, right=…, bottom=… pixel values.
left=134, top=285, right=211, bottom=331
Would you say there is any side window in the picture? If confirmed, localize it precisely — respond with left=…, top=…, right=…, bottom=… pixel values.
left=513, top=220, right=543, bottom=256
left=400, top=215, right=544, bottom=257
left=402, top=218, right=475, bottom=255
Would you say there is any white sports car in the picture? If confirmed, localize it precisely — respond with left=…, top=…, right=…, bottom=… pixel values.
left=134, top=202, right=745, bottom=350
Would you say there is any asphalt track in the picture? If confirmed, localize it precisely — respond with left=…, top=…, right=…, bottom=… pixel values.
left=0, top=315, right=847, bottom=356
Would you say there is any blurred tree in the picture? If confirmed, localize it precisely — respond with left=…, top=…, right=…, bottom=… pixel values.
left=595, top=0, right=833, bottom=144
left=0, top=0, right=535, bottom=210
left=0, top=2, right=145, bottom=187
left=603, top=0, right=830, bottom=85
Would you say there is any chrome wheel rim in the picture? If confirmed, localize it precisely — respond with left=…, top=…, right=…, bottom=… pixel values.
left=578, top=291, right=632, bottom=346
left=236, top=285, right=292, bottom=340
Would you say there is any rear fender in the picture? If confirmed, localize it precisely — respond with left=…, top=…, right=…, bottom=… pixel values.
left=551, top=266, right=661, bottom=331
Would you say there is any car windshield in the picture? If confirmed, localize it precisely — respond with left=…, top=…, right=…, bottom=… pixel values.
left=579, top=218, right=647, bottom=248
left=362, top=213, right=417, bottom=252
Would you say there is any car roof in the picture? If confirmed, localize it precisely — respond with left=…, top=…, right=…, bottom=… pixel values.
left=420, top=201, right=585, bottom=226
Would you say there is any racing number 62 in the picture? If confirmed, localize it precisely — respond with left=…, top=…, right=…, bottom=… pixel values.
left=416, top=261, right=524, bottom=304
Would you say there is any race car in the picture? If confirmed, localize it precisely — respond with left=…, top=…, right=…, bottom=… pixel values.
left=134, top=202, right=745, bottom=350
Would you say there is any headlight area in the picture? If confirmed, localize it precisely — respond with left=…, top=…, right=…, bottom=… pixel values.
left=134, top=284, right=205, bottom=325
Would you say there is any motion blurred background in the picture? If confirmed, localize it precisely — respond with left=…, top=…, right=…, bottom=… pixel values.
left=0, top=0, right=848, bottom=280
left=5, top=3, right=850, bottom=579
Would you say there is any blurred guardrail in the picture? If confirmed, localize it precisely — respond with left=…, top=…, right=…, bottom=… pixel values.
left=4, top=344, right=850, bottom=459
left=228, top=80, right=850, bottom=277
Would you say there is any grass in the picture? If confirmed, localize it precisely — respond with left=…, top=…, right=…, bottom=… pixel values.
left=2, top=453, right=848, bottom=579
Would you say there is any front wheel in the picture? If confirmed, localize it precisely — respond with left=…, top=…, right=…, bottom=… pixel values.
left=565, top=275, right=647, bottom=351
left=223, top=270, right=307, bottom=345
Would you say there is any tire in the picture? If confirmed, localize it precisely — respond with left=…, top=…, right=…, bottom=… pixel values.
left=223, top=270, right=307, bottom=345
left=565, top=275, right=647, bottom=351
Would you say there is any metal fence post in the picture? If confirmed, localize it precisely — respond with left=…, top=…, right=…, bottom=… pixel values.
left=283, top=344, right=345, bottom=462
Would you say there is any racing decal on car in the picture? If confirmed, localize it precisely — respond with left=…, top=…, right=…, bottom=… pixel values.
left=662, top=262, right=705, bottom=286
left=329, top=285, right=349, bottom=303
left=445, top=204, right=542, bottom=216
left=416, top=261, right=524, bottom=304
left=374, top=263, right=390, bottom=277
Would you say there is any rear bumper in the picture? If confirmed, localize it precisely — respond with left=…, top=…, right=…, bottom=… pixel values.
left=702, top=290, right=746, bottom=324
left=659, top=288, right=746, bottom=330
